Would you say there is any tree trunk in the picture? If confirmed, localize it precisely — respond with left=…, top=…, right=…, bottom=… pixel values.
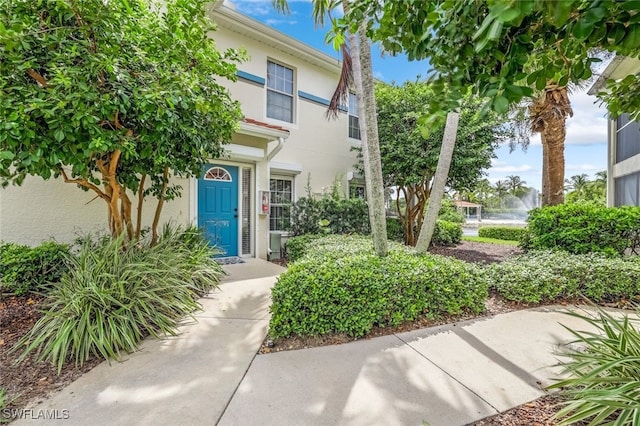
left=151, top=167, right=169, bottom=246
left=415, top=112, right=460, bottom=253
left=544, top=117, right=566, bottom=205
left=541, top=133, right=550, bottom=206
left=349, top=22, right=388, bottom=256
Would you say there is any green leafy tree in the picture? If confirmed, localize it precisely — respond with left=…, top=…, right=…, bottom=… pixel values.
left=371, top=82, right=509, bottom=245
left=336, top=1, right=640, bottom=209
left=506, top=175, right=527, bottom=197
left=0, top=0, right=244, bottom=243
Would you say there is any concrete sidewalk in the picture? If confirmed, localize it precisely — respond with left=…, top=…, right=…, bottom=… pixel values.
left=15, top=258, right=607, bottom=426
left=14, top=259, right=285, bottom=426
left=218, top=307, right=601, bottom=426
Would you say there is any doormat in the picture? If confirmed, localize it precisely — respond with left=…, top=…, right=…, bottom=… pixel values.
left=215, top=257, right=246, bottom=265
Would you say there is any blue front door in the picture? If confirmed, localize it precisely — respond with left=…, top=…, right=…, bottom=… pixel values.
left=198, top=165, right=239, bottom=257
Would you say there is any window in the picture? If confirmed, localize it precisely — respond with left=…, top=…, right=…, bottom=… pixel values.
left=267, top=61, right=294, bottom=123
left=615, top=114, right=640, bottom=163
left=348, top=93, right=360, bottom=139
left=270, top=177, right=293, bottom=231
left=349, top=183, right=366, bottom=200
left=204, top=167, right=232, bottom=181
left=615, top=171, right=640, bottom=206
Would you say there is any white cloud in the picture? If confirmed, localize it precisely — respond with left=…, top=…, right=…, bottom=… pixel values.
left=490, top=158, right=508, bottom=167
left=565, top=163, right=603, bottom=172
left=373, top=71, right=385, bottom=80
left=490, top=164, right=535, bottom=173
left=264, top=18, right=298, bottom=25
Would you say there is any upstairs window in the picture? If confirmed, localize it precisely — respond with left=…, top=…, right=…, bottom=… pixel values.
left=348, top=93, right=360, bottom=139
left=267, top=61, right=294, bottom=123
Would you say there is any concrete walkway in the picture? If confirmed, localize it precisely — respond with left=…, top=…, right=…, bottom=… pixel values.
left=15, top=259, right=607, bottom=426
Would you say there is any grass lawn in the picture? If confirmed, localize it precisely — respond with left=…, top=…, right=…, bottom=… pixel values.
left=462, top=235, right=519, bottom=246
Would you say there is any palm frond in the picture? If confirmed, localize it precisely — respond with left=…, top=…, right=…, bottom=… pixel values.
left=326, top=42, right=353, bottom=120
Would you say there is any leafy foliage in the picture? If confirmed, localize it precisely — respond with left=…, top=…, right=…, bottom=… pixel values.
left=289, top=196, right=370, bottom=236
left=0, top=0, right=243, bottom=239
left=478, top=226, right=526, bottom=242
left=386, top=217, right=404, bottom=242
left=284, top=234, right=323, bottom=263
left=269, top=235, right=488, bottom=338
left=14, top=226, right=223, bottom=373
left=549, top=307, right=640, bottom=426
left=342, top=1, right=640, bottom=122
left=0, top=241, right=69, bottom=295
left=487, top=251, right=640, bottom=304
left=522, top=204, right=640, bottom=256
left=369, top=82, right=508, bottom=245
left=433, top=220, right=462, bottom=246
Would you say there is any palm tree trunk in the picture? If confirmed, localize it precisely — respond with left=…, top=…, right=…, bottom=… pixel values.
left=541, top=133, right=549, bottom=206
left=544, top=117, right=566, bottom=205
left=415, top=112, right=459, bottom=252
left=356, top=26, right=387, bottom=255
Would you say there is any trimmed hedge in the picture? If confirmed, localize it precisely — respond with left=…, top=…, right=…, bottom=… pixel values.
left=487, top=251, right=640, bottom=304
left=433, top=220, right=462, bottom=246
left=478, top=226, right=525, bottom=241
left=269, top=235, right=488, bottom=338
left=522, top=204, right=640, bottom=256
left=0, top=241, right=70, bottom=295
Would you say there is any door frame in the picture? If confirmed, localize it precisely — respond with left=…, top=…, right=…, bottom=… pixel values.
left=190, top=160, right=255, bottom=258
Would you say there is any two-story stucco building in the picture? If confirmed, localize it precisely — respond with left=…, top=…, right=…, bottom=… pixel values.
left=0, top=1, right=363, bottom=260
left=588, top=55, right=640, bottom=207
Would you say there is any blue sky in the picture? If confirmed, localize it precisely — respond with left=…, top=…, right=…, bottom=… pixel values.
left=228, top=0, right=608, bottom=191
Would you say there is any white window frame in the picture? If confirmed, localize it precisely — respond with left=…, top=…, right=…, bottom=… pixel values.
left=269, top=176, right=295, bottom=232
left=266, top=60, right=295, bottom=124
left=348, top=92, right=361, bottom=140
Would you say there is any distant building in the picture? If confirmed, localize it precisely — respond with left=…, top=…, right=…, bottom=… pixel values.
left=588, top=56, right=640, bottom=207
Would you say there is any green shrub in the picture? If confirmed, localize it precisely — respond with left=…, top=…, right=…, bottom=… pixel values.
left=487, top=251, right=640, bottom=304
left=269, top=235, right=488, bottom=338
left=478, top=226, right=526, bottom=242
left=386, top=217, right=404, bottom=242
left=522, top=204, right=640, bottom=256
left=438, top=200, right=465, bottom=224
left=15, top=226, right=223, bottom=372
left=549, top=307, right=640, bottom=425
left=432, top=220, right=462, bottom=246
left=0, top=241, right=70, bottom=295
left=290, top=196, right=369, bottom=236
left=284, top=234, right=323, bottom=262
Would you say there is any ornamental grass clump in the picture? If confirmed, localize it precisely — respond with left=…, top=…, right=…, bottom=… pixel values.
left=15, top=226, right=223, bottom=373
left=549, top=307, right=640, bottom=425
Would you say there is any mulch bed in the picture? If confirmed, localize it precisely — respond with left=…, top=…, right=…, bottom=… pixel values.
left=0, top=295, right=101, bottom=418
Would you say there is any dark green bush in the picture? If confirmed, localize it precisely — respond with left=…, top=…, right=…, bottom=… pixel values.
left=289, top=196, right=369, bottom=236
left=0, top=241, right=70, bottom=295
left=386, top=217, right=404, bottom=242
left=478, top=226, right=526, bottom=241
left=486, top=251, right=640, bottom=304
left=269, top=235, right=488, bottom=338
left=522, top=204, right=640, bottom=256
left=432, top=220, right=462, bottom=246
left=15, top=226, right=223, bottom=372
left=284, top=234, right=323, bottom=262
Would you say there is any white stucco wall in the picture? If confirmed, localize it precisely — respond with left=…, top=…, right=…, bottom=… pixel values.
left=0, top=175, right=189, bottom=246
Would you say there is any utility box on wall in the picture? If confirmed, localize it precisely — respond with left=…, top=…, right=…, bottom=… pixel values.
left=259, top=190, right=270, bottom=215
left=269, top=231, right=281, bottom=260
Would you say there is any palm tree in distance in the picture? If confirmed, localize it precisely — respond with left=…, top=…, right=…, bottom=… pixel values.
left=505, top=175, right=527, bottom=197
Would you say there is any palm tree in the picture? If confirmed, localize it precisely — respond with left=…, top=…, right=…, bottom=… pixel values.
left=505, top=175, right=527, bottom=197
left=272, top=0, right=388, bottom=255
left=565, top=173, right=589, bottom=195
left=494, top=180, right=508, bottom=209
left=529, top=82, right=574, bottom=206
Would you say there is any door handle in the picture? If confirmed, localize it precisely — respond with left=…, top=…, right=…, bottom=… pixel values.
left=234, top=214, right=238, bottom=218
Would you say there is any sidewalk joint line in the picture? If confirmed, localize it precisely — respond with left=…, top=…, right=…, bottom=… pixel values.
left=393, top=334, right=501, bottom=414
